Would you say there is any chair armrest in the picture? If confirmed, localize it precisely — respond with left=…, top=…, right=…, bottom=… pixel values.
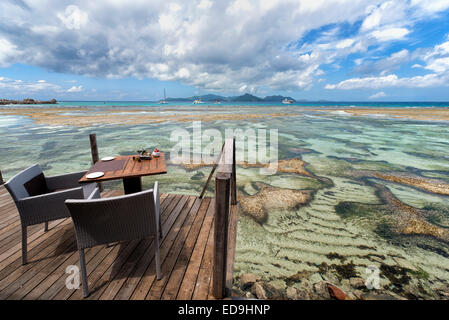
left=45, top=171, right=87, bottom=191
left=18, top=187, right=85, bottom=211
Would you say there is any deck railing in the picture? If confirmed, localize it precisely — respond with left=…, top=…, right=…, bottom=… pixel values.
left=212, top=138, right=237, bottom=299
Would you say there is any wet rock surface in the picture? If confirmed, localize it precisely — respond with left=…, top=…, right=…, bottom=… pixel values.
left=239, top=182, right=314, bottom=224
left=234, top=257, right=448, bottom=300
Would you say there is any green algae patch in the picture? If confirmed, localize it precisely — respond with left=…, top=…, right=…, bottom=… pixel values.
left=335, top=201, right=377, bottom=219
left=380, top=264, right=411, bottom=293
left=332, top=261, right=359, bottom=280
left=374, top=220, right=396, bottom=240
left=410, top=267, right=430, bottom=280
left=317, top=261, right=359, bottom=280
left=326, top=252, right=346, bottom=262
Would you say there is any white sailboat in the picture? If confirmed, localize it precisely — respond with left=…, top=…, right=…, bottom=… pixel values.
left=159, top=88, right=168, bottom=104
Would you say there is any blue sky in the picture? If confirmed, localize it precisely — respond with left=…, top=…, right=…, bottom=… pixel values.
left=1, top=0, right=449, bottom=101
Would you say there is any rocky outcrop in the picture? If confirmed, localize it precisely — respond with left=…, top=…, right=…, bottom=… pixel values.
left=0, top=98, right=57, bottom=105
left=235, top=258, right=445, bottom=300
left=336, top=180, right=449, bottom=242
left=240, top=273, right=261, bottom=289
left=351, top=170, right=449, bottom=196
left=177, top=157, right=314, bottom=177
left=239, top=182, right=314, bottom=224
left=327, top=284, right=347, bottom=300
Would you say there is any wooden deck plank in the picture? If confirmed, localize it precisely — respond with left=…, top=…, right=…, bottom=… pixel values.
left=68, top=195, right=184, bottom=300
left=114, top=197, right=202, bottom=300
left=192, top=209, right=216, bottom=300
left=0, top=228, right=76, bottom=298
left=0, top=219, right=70, bottom=278
left=92, top=195, right=192, bottom=300
left=131, top=198, right=210, bottom=300
left=98, top=196, right=197, bottom=300
left=145, top=198, right=211, bottom=300
left=0, top=186, right=237, bottom=300
left=49, top=244, right=116, bottom=300
left=165, top=199, right=215, bottom=300
left=23, top=245, right=104, bottom=300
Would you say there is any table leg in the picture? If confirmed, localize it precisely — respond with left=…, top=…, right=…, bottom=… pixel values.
left=123, top=177, right=142, bottom=194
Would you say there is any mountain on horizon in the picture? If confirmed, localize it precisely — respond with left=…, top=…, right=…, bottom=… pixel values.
left=164, top=93, right=296, bottom=103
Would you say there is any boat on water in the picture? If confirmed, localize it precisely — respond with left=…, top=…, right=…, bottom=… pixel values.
left=159, top=88, right=168, bottom=104
left=193, top=99, right=203, bottom=104
left=282, top=98, right=294, bottom=104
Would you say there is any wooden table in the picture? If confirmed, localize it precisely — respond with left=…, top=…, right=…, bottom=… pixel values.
left=79, top=153, right=167, bottom=194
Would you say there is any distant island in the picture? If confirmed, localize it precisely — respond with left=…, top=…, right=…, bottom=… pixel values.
left=0, top=98, right=57, bottom=105
left=163, top=93, right=297, bottom=103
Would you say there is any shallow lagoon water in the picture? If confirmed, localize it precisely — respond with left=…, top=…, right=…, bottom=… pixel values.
left=1, top=102, right=449, bottom=298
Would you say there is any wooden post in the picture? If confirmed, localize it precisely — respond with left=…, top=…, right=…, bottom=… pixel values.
left=0, top=169, right=4, bottom=185
left=231, top=138, right=237, bottom=205
left=89, top=133, right=103, bottom=192
left=212, top=172, right=231, bottom=299
left=89, top=133, right=99, bottom=164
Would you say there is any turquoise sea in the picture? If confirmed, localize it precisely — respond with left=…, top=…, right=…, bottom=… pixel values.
left=1, top=100, right=449, bottom=298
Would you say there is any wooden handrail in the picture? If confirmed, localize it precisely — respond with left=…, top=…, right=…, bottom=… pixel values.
left=199, top=142, right=225, bottom=199
left=212, top=138, right=237, bottom=299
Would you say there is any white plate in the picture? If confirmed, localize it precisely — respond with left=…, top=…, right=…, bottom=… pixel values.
left=101, top=156, right=115, bottom=161
left=86, top=172, right=104, bottom=179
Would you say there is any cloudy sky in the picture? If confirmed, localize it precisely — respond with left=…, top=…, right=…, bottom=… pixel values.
left=1, top=0, right=449, bottom=101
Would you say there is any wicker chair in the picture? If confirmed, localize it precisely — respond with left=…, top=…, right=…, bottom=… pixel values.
left=65, top=182, right=162, bottom=298
left=4, top=164, right=100, bottom=265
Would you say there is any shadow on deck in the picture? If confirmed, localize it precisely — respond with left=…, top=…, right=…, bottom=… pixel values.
left=0, top=186, right=239, bottom=300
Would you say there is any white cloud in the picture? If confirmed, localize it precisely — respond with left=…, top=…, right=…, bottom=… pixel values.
left=335, top=38, right=355, bottom=49
left=354, top=49, right=410, bottom=75
left=0, top=38, right=19, bottom=67
left=0, top=76, right=61, bottom=92
left=326, top=73, right=448, bottom=89
left=370, top=27, right=410, bottom=42
left=67, top=85, right=83, bottom=92
left=198, top=0, right=212, bottom=9
left=361, top=1, right=408, bottom=32
left=411, top=0, right=449, bottom=14
left=369, top=91, right=386, bottom=99
left=1, top=0, right=449, bottom=93
left=57, top=5, right=88, bottom=30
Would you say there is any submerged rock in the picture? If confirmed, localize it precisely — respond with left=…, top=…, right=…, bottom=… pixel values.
left=190, top=171, right=205, bottom=180
left=286, top=287, right=298, bottom=300
left=238, top=158, right=314, bottom=177
left=361, top=292, right=398, bottom=300
left=285, top=270, right=313, bottom=285
left=252, top=283, right=267, bottom=300
left=240, top=273, right=261, bottom=289
left=337, top=180, right=449, bottom=242
left=239, top=182, right=314, bottom=224
left=309, top=273, right=324, bottom=284
left=349, top=277, right=366, bottom=289
left=327, top=284, right=347, bottom=300
left=313, top=281, right=331, bottom=299
left=265, top=280, right=287, bottom=298
left=372, top=172, right=449, bottom=196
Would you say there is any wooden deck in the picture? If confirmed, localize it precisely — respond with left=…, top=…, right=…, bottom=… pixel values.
left=0, top=185, right=239, bottom=300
